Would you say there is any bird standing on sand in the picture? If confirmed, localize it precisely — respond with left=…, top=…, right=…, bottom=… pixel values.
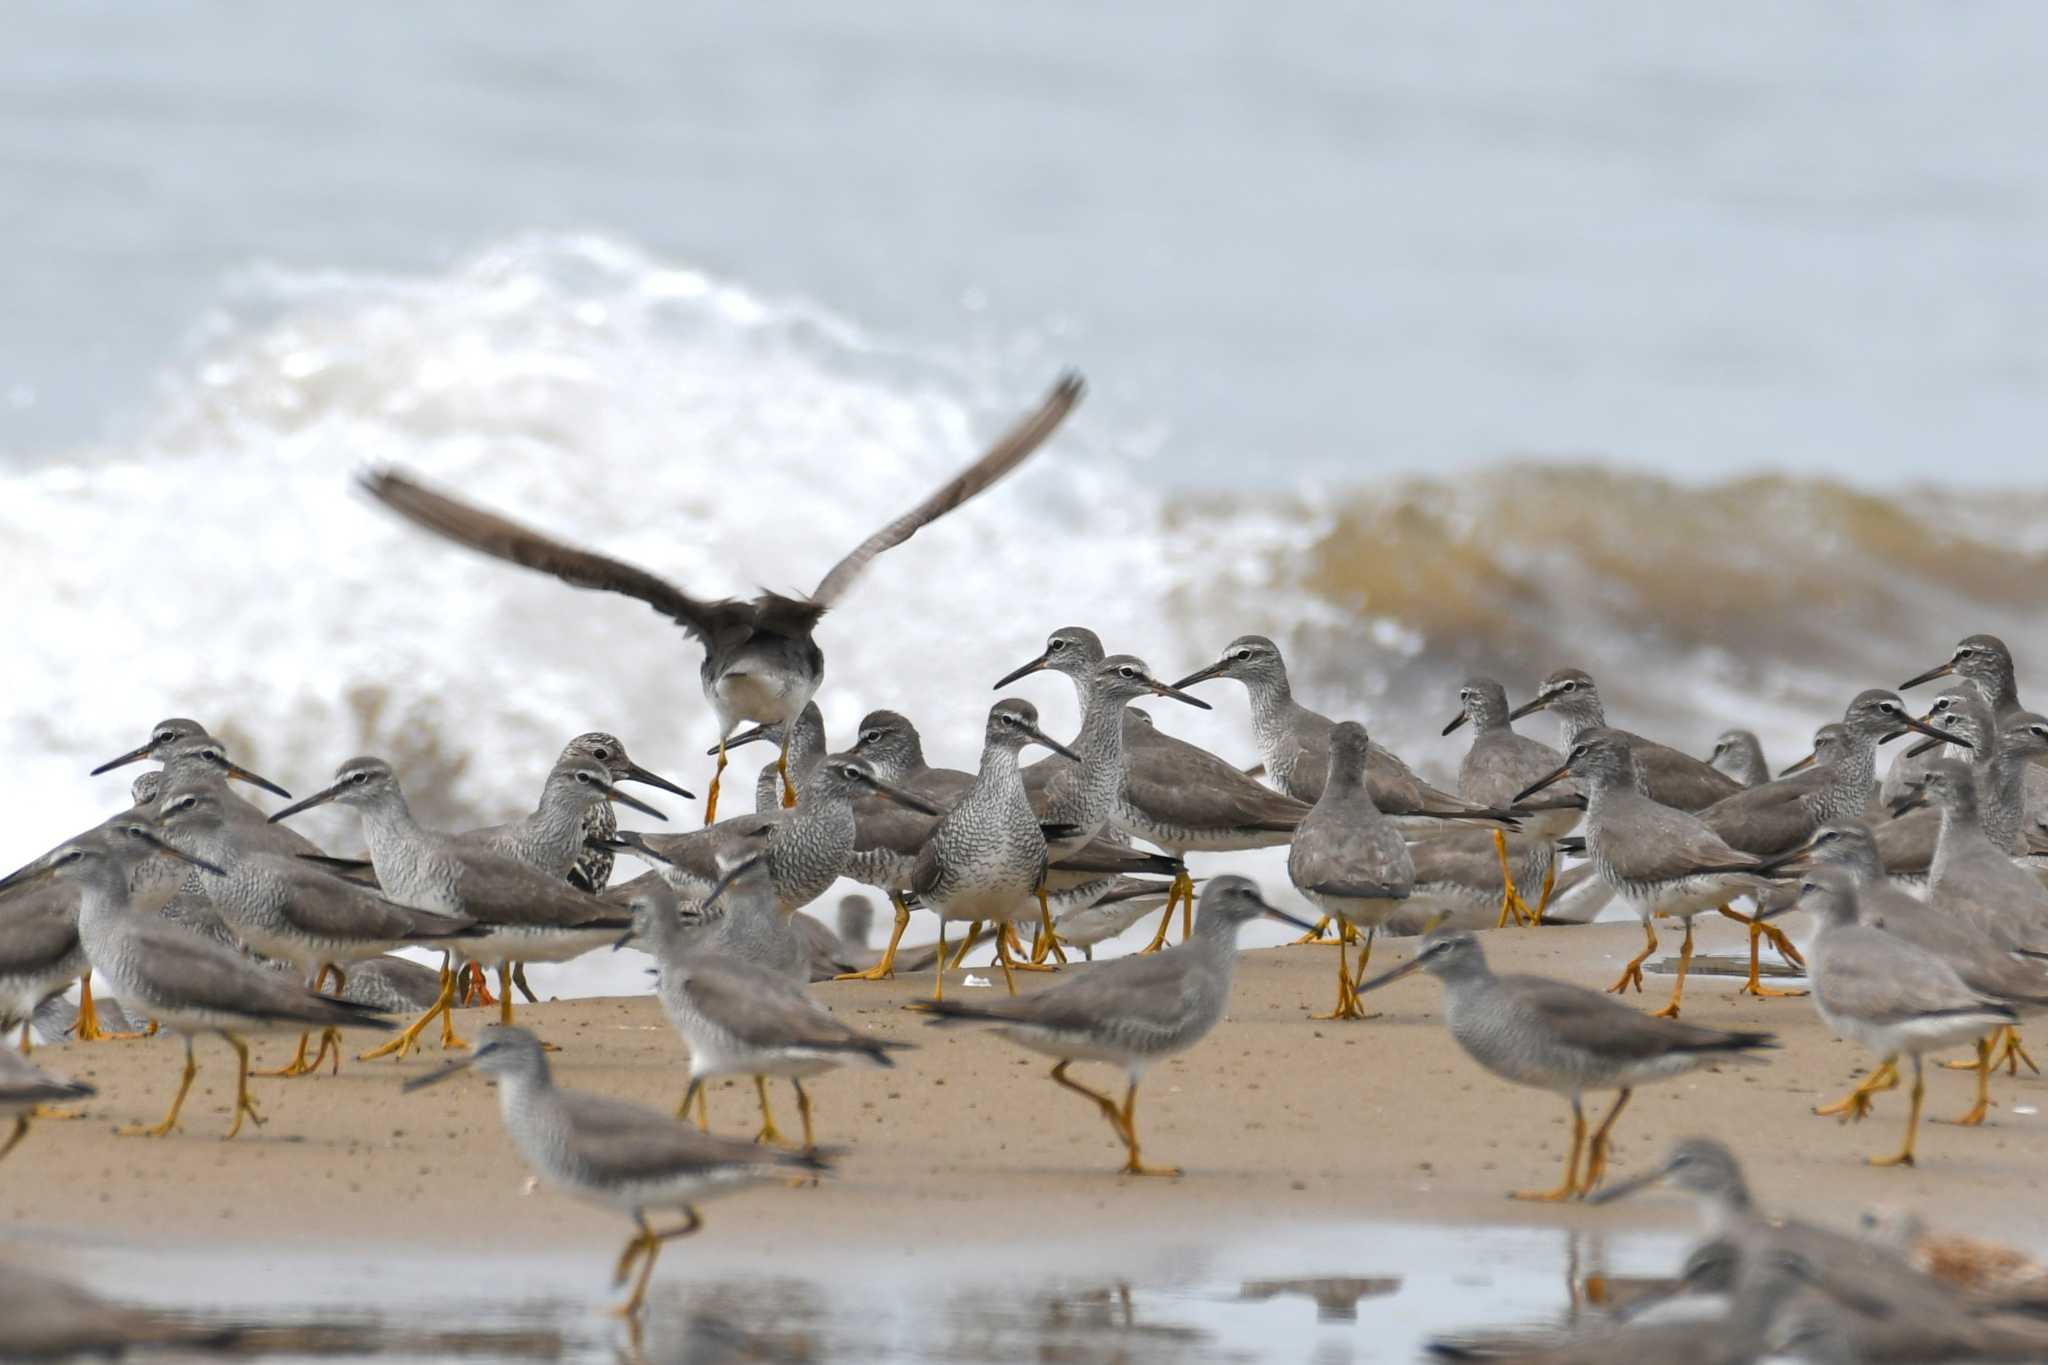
left=1286, top=721, right=1411, bottom=1021
left=360, top=374, right=1084, bottom=822
left=1444, top=676, right=1581, bottom=926
left=912, top=876, right=1314, bottom=1176
left=403, top=1028, right=827, bottom=1318
left=1356, top=933, right=1774, bottom=1200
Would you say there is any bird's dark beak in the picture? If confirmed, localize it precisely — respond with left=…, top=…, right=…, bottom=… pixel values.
left=857, top=774, right=943, bottom=817
left=122, top=824, right=228, bottom=877
left=1144, top=676, right=1212, bottom=710
left=1897, top=713, right=1965, bottom=747
left=1024, top=725, right=1082, bottom=764
left=1441, top=712, right=1468, bottom=736
left=992, top=651, right=1053, bottom=690
left=711, top=725, right=775, bottom=755
left=611, top=928, right=639, bottom=951
left=268, top=778, right=350, bottom=824
left=199, top=751, right=294, bottom=800
left=622, top=760, right=693, bottom=800
left=1354, top=946, right=1439, bottom=995
left=600, top=781, right=668, bottom=822
left=1586, top=1160, right=1675, bottom=1206
left=705, top=854, right=766, bottom=912
left=1513, top=761, right=1571, bottom=805
left=1898, top=660, right=1956, bottom=691
left=1258, top=898, right=1319, bottom=934
left=89, top=739, right=162, bottom=776
left=1506, top=692, right=1556, bottom=722
left=1890, top=787, right=1930, bottom=817
left=612, top=831, right=672, bottom=866
left=401, top=1053, right=480, bottom=1093
left=1779, top=751, right=1817, bottom=775
left=1169, top=659, right=1231, bottom=691
left=1905, top=735, right=1944, bottom=758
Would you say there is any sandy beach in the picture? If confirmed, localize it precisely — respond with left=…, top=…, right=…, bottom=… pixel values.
left=7, top=917, right=2046, bottom=1255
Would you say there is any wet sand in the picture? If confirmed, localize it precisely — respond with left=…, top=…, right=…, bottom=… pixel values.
left=7, top=917, right=2046, bottom=1253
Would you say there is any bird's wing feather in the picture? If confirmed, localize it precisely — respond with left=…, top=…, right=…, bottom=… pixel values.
left=1120, top=717, right=1308, bottom=830
left=124, top=919, right=374, bottom=1024
left=1600, top=795, right=1763, bottom=881
left=809, top=373, right=1084, bottom=607
left=0, top=902, right=82, bottom=979
left=1506, top=976, right=1758, bottom=1059
left=359, top=470, right=745, bottom=644
left=678, top=962, right=871, bottom=1051
left=561, top=1091, right=802, bottom=1182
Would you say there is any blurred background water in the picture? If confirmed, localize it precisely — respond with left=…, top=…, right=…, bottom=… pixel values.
left=3, top=3, right=2046, bottom=987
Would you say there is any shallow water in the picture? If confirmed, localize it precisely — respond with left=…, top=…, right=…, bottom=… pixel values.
left=16, top=1220, right=1689, bottom=1363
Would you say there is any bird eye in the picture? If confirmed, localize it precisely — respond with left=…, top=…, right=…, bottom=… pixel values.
left=1560, top=681, right=1577, bottom=692
left=593, top=747, right=612, bottom=761
left=1119, top=666, right=1137, bottom=679
left=1048, top=640, right=1065, bottom=652
left=351, top=771, right=370, bottom=785
left=1233, top=649, right=1251, bottom=661
left=860, top=730, right=879, bottom=745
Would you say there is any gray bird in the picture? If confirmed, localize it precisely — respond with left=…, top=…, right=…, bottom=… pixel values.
left=360, top=374, right=1083, bottom=824
left=1879, top=683, right=1987, bottom=812
left=88, top=717, right=293, bottom=807
left=1705, top=729, right=1771, bottom=788
left=905, top=700, right=1078, bottom=998
left=1508, top=668, right=1743, bottom=811
left=0, top=1048, right=94, bottom=1165
left=1917, top=758, right=2048, bottom=954
left=911, top=876, right=1314, bottom=1176
left=153, top=781, right=478, bottom=1077
left=623, top=877, right=909, bottom=1150
left=1444, top=676, right=1582, bottom=925
left=403, top=1027, right=827, bottom=1318
left=1172, top=635, right=1520, bottom=826
left=1356, top=933, right=1774, bottom=1200
left=1765, top=868, right=2014, bottom=1168
left=1517, top=731, right=1788, bottom=1016
left=1869, top=688, right=2002, bottom=887
left=1287, top=721, right=1412, bottom=1021
left=0, top=823, right=392, bottom=1139
left=1792, top=819, right=2048, bottom=1126
left=1903, top=632, right=2048, bottom=827
left=554, top=732, right=694, bottom=895
left=269, top=756, right=635, bottom=1049
left=714, top=702, right=827, bottom=813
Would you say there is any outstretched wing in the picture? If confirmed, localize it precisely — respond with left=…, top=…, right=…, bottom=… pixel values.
left=809, top=372, right=1084, bottom=607
left=360, top=470, right=746, bottom=645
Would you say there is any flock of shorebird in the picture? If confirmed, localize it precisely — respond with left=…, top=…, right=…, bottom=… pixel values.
left=6, top=372, right=2048, bottom=1350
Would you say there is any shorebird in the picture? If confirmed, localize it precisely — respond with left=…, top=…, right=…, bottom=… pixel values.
left=153, top=781, right=480, bottom=1076
left=0, top=823, right=392, bottom=1138
left=1793, top=819, right=2048, bottom=1125
left=623, top=877, right=910, bottom=1150
left=360, top=374, right=1084, bottom=823
left=548, top=733, right=694, bottom=896
left=269, top=757, right=635, bottom=1049
left=0, top=1048, right=93, bottom=1164
left=1706, top=729, right=1770, bottom=788
left=1695, top=689, right=1945, bottom=997
left=457, top=750, right=673, bottom=1006
left=1879, top=685, right=1982, bottom=810
left=1517, top=731, right=1791, bottom=1016
left=1902, top=633, right=2025, bottom=719
left=990, top=626, right=1305, bottom=951
left=1508, top=668, right=1743, bottom=810
left=1766, top=868, right=2014, bottom=1167
left=831, top=710, right=971, bottom=980
left=1917, top=759, right=2048, bottom=954
left=1444, top=676, right=1582, bottom=925
left=1866, top=688, right=2000, bottom=889
left=1356, top=932, right=1773, bottom=1199
left=403, top=1028, right=827, bottom=1318
left=1287, top=721, right=1411, bottom=1021
left=1047, top=877, right=1176, bottom=959
left=911, top=876, right=1313, bottom=1175
left=713, top=703, right=827, bottom=812
left=904, top=700, right=1077, bottom=998
left=1171, top=636, right=1520, bottom=825
left=88, top=718, right=293, bottom=806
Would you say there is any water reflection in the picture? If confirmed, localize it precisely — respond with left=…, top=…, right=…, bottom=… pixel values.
left=4, top=1221, right=1691, bottom=1363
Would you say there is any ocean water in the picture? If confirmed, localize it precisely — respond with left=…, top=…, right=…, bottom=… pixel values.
left=5, top=6, right=2048, bottom=995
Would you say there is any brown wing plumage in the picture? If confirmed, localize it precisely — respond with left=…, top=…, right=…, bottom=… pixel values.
left=359, top=470, right=746, bottom=645
left=809, top=373, right=1084, bottom=607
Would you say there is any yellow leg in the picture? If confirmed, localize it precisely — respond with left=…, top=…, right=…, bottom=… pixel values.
left=1649, top=921, right=1694, bottom=1019
left=928, top=919, right=948, bottom=1005
left=1117, top=1083, right=1181, bottom=1177
left=946, top=922, right=985, bottom=970
left=72, top=975, right=103, bottom=1042
left=1721, top=906, right=1807, bottom=998
left=1311, top=929, right=1375, bottom=1021
left=1577, top=1089, right=1632, bottom=1196
left=307, top=1028, right=343, bottom=1076
left=778, top=732, right=797, bottom=809
left=1004, top=918, right=1058, bottom=972
left=1512, top=1100, right=1586, bottom=1202
left=16, top=1020, right=29, bottom=1057
left=838, top=895, right=911, bottom=981
left=1141, top=871, right=1194, bottom=953
left=1943, top=1036, right=1994, bottom=1127
left=677, top=1077, right=709, bottom=1129
left=497, top=965, right=516, bottom=1028
left=0, top=1117, right=29, bottom=1164
left=610, top=1208, right=702, bottom=1320
left=1292, top=915, right=1332, bottom=946
left=703, top=740, right=727, bottom=826
left=1997, top=1025, right=2039, bottom=1076
left=222, top=1033, right=265, bottom=1139
left=360, top=958, right=463, bottom=1061
left=1530, top=860, right=1557, bottom=921
left=1051, top=1060, right=1130, bottom=1162
left=991, top=926, right=1021, bottom=996
left=256, top=1032, right=315, bottom=1079
left=1869, top=1057, right=1923, bottom=1167
left=1031, top=888, right=1067, bottom=965
left=121, top=1039, right=199, bottom=1139
left=1181, top=891, right=1193, bottom=939
left=1492, top=830, right=1534, bottom=928
left=1606, top=920, right=1656, bottom=994
left=752, top=1075, right=787, bottom=1146
left=1816, top=1058, right=1898, bottom=1121
left=793, top=1079, right=816, bottom=1153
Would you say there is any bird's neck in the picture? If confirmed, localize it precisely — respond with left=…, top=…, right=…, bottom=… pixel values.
left=1986, top=752, right=2032, bottom=852
left=359, top=796, right=427, bottom=869
left=1817, top=736, right=1878, bottom=818
left=977, top=743, right=1023, bottom=787
left=530, top=791, right=595, bottom=860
